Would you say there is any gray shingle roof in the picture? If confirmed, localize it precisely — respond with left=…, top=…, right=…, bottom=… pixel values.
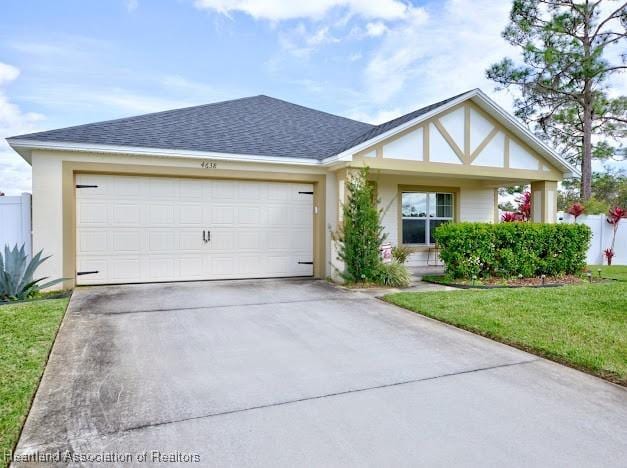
left=9, top=91, right=473, bottom=160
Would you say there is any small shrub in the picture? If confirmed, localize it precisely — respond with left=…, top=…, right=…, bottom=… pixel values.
left=391, top=245, right=412, bottom=264
left=434, top=222, right=591, bottom=279
left=375, top=262, right=411, bottom=288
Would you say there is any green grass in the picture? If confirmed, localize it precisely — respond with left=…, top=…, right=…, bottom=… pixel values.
left=0, top=298, right=69, bottom=459
left=384, top=279, right=627, bottom=385
left=589, top=265, right=627, bottom=281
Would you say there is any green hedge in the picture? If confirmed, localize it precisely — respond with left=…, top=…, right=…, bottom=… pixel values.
left=434, top=222, right=591, bottom=279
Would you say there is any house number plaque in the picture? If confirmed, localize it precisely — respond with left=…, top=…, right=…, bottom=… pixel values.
left=200, top=160, right=217, bottom=169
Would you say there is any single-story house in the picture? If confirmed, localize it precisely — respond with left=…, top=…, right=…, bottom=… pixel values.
left=7, top=88, right=578, bottom=289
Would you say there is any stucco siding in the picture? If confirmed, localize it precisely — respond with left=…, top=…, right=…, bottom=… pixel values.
left=459, top=188, right=495, bottom=222
left=377, top=178, right=399, bottom=247
left=31, top=153, right=64, bottom=285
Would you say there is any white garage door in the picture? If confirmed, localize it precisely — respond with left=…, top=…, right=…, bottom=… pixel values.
left=75, top=174, right=314, bottom=285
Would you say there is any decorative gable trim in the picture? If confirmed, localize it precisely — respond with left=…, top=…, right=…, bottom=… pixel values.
left=329, top=89, right=579, bottom=178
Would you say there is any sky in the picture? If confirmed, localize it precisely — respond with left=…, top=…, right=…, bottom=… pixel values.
left=0, top=0, right=624, bottom=195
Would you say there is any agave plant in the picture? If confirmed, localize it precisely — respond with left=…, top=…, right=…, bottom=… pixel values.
left=0, top=244, right=64, bottom=301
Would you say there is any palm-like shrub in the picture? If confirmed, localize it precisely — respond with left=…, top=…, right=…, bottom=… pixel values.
left=391, top=245, right=412, bottom=264
left=375, top=262, right=411, bottom=288
left=0, top=245, right=63, bottom=301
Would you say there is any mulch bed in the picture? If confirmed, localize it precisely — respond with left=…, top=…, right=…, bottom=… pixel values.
left=423, top=274, right=608, bottom=289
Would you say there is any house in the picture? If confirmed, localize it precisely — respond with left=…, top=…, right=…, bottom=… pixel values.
left=7, top=89, right=578, bottom=288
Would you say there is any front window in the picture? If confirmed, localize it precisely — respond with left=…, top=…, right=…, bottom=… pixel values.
left=402, top=192, right=454, bottom=245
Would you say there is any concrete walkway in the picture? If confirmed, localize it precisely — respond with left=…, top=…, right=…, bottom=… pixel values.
left=13, top=278, right=627, bottom=467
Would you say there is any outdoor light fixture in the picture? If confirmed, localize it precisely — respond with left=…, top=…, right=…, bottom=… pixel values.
left=541, top=274, right=546, bottom=286
left=597, top=268, right=602, bottom=279
left=587, top=272, right=593, bottom=283
left=472, top=274, right=477, bottom=286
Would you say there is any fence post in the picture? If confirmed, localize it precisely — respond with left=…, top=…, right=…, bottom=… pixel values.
left=21, top=192, right=32, bottom=258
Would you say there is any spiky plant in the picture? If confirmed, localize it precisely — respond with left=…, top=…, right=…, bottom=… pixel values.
left=0, top=244, right=63, bottom=301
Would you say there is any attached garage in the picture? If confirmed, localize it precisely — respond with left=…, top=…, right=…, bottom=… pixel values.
left=75, top=174, right=314, bottom=285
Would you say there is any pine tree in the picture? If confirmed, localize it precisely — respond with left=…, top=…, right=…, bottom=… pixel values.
left=487, top=0, right=626, bottom=200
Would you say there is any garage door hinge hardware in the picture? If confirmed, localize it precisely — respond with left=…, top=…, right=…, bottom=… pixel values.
left=76, top=184, right=99, bottom=189
left=298, top=191, right=314, bottom=195
left=77, top=270, right=99, bottom=276
left=298, top=261, right=314, bottom=265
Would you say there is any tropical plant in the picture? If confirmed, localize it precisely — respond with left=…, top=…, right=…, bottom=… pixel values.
left=333, top=167, right=386, bottom=283
left=0, top=245, right=64, bottom=301
left=501, top=191, right=531, bottom=222
left=375, top=262, right=411, bottom=288
left=487, top=0, right=627, bottom=200
left=604, top=206, right=625, bottom=265
left=391, top=245, right=412, bottom=264
left=516, top=191, right=532, bottom=221
left=567, top=202, right=585, bottom=222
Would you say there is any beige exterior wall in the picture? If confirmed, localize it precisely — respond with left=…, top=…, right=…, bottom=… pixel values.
left=32, top=153, right=64, bottom=284
left=31, top=150, right=329, bottom=289
left=459, top=188, right=496, bottom=222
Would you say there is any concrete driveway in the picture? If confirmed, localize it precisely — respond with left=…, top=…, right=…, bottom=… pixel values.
left=14, top=278, right=627, bottom=467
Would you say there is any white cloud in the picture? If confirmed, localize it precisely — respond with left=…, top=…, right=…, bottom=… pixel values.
left=365, top=21, right=387, bottom=37
left=348, top=52, right=362, bottom=62
left=0, top=62, right=45, bottom=195
left=361, top=0, right=517, bottom=110
left=193, top=0, right=409, bottom=21
left=126, top=0, right=139, bottom=12
left=346, top=107, right=402, bottom=125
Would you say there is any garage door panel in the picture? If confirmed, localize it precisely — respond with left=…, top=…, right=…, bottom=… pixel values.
left=177, top=204, right=202, bottom=225
left=78, top=230, right=108, bottom=253
left=209, top=206, right=235, bottom=225
left=77, top=201, right=109, bottom=225
left=148, top=231, right=177, bottom=252
left=147, top=205, right=176, bottom=225
left=148, top=178, right=178, bottom=199
left=112, top=230, right=142, bottom=252
left=76, top=175, right=314, bottom=285
left=112, top=204, right=141, bottom=226
left=179, top=179, right=204, bottom=200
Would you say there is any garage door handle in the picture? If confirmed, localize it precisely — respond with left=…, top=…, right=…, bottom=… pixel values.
left=207, top=230, right=211, bottom=242
left=202, top=230, right=207, bottom=243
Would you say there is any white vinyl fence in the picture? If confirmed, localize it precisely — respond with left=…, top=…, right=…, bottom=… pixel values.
left=0, top=193, right=32, bottom=256
left=558, top=211, right=626, bottom=265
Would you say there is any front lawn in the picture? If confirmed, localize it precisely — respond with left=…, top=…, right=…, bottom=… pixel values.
left=591, top=264, right=627, bottom=281
left=0, top=298, right=69, bottom=460
left=384, top=277, right=627, bottom=385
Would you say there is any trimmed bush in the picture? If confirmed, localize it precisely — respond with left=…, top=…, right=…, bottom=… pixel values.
left=434, top=222, right=591, bottom=279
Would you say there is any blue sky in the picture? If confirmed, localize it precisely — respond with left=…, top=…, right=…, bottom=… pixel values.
left=0, top=0, right=623, bottom=194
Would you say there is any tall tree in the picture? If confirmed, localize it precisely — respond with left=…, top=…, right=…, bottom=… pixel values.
left=487, top=0, right=627, bottom=200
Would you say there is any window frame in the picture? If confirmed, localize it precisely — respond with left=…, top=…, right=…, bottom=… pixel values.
left=400, top=190, right=455, bottom=246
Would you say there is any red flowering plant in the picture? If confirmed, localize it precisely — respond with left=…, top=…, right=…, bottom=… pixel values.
left=501, top=191, right=531, bottom=223
left=501, top=212, right=520, bottom=222
left=604, top=206, right=625, bottom=265
left=567, top=203, right=585, bottom=223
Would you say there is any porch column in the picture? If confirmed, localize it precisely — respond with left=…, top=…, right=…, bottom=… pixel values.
left=530, top=181, right=557, bottom=223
